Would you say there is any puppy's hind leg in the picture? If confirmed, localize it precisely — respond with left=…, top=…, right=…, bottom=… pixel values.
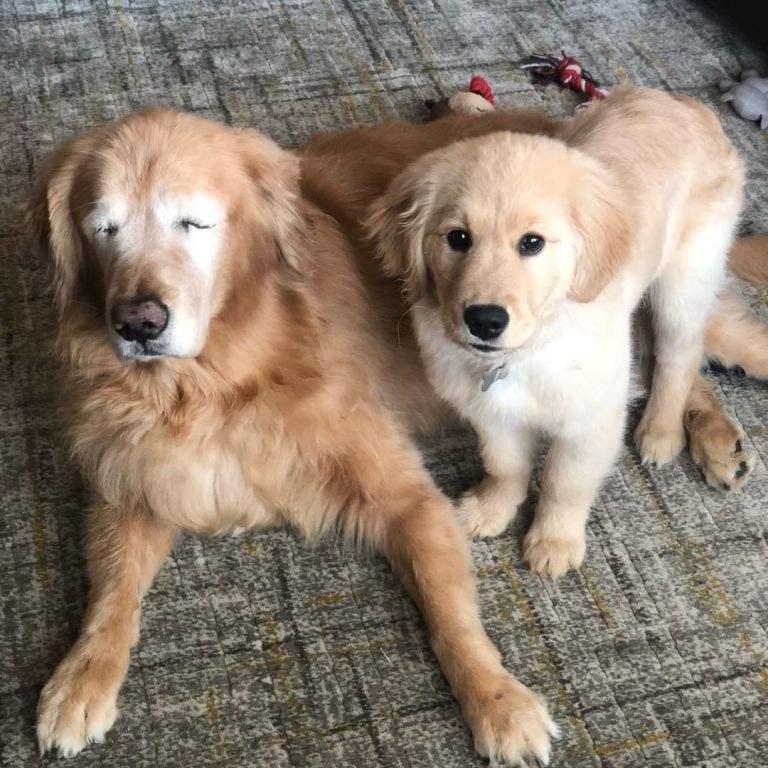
left=636, top=220, right=735, bottom=465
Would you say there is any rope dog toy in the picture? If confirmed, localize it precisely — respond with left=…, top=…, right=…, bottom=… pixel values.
left=521, top=50, right=609, bottom=101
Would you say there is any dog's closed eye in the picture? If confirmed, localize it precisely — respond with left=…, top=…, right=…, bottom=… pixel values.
left=179, top=218, right=215, bottom=231
left=95, top=224, right=119, bottom=238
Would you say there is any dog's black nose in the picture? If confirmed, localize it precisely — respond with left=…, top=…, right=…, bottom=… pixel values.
left=464, top=304, right=509, bottom=341
left=111, top=296, right=169, bottom=343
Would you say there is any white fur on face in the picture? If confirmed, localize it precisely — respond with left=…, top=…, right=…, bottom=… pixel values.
left=86, top=194, right=226, bottom=361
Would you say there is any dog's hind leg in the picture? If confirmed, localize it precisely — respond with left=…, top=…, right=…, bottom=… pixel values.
left=727, top=234, right=768, bottom=285
left=685, top=372, right=755, bottom=491
left=705, top=285, right=768, bottom=380
left=635, top=216, right=737, bottom=466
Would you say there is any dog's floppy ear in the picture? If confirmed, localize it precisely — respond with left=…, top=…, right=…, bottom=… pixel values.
left=22, top=135, right=97, bottom=313
left=365, top=158, right=437, bottom=301
left=568, top=154, right=630, bottom=303
left=235, top=129, right=306, bottom=273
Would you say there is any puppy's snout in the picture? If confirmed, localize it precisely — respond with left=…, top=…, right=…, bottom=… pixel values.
left=464, top=304, right=509, bottom=341
left=112, top=296, right=169, bottom=343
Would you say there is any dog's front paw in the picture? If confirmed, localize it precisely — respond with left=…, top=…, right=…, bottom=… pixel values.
left=688, top=418, right=755, bottom=492
left=457, top=490, right=511, bottom=539
left=523, top=531, right=586, bottom=578
left=465, top=675, right=558, bottom=766
left=634, top=416, right=686, bottom=466
left=456, top=476, right=526, bottom=539
left=37, top=643, right=125, bottom=757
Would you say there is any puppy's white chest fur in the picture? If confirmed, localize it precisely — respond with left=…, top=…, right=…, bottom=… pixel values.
left=414, top=301, right=631, bottom=434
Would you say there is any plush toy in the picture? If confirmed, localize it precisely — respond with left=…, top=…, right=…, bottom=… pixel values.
left=521, top=50, right=609, bottom=101
left=719, top=70, right=768, bottom=129
left=425, top=76, right=495, bottom=120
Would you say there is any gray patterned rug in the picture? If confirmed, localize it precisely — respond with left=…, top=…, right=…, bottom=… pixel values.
left=1, top=2, right=767, bottom=767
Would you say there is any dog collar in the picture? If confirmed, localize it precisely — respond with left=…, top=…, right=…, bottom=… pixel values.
left=481, top=362, right=508, bottom=392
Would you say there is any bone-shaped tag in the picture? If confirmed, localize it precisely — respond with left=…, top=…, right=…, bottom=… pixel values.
left=481, top=362, right=508, bottom=392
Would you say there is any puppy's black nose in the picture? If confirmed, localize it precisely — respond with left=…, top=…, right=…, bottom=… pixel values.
left=111, top=296, right=168, bottom=343
left=464, top=304, right=509, bottom=341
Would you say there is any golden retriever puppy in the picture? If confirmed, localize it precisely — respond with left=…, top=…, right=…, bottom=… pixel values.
left=366, top=88, right=745, bottom=577
left=300, top=111, right=760, bottom=498
left=25, top=110, right=557, bottom=763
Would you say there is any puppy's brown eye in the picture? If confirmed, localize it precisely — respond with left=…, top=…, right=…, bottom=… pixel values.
left=447, top=229, right=472, bottom=252
left=97, top=224, right=118, bottom=237
left=518, top=233, right=545, bottom=256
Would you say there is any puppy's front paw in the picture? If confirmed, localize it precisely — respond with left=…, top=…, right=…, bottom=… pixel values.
left=37, top=644, right=124, bottom=757
left=635, top=416, right=686, bottom=466
left=523, top=531, right=586, bottom=579
left=457, top=490, right=511, bottom=539
left=456, top=476, right=526, bottom=539
left=465, top=675, right=558, bottom=766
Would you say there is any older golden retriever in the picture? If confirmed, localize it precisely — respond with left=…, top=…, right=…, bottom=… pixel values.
left=26, top=99, right=765, bottom=761
left=26, top=108, right=564, bottom=764
left=365, top=88, right=748, bottom=577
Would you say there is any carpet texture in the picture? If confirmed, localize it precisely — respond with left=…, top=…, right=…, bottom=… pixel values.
left=1, top=2, right=768, bottom=767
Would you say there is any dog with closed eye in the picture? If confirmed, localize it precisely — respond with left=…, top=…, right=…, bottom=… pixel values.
left=26, top=108, right=566, bottom=765
left=366, top=87, right=746, bottom=577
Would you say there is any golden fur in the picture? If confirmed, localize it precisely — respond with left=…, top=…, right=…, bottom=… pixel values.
left=27, top=109, right=559, bottom=764
left=299, top=106, right=764, bottom=499
left=362, top=88, right=754, bottom=575
left=25, top=100, right=767, bottom=761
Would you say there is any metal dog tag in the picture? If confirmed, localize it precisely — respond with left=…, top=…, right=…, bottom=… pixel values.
left=481, top=362, right=508, bottom=392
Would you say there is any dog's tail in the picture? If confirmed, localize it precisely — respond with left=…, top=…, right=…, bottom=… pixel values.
left=728, top=234, right=768, bottom=285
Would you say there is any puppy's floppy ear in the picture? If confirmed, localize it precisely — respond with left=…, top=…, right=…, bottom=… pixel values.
left=568, top=154, right=630, bottom=303
left=235, top=129, right=306, bottom=273
left=22, top=135, right=96, bottom=313
left=365, top=158, right=437, bottom=301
